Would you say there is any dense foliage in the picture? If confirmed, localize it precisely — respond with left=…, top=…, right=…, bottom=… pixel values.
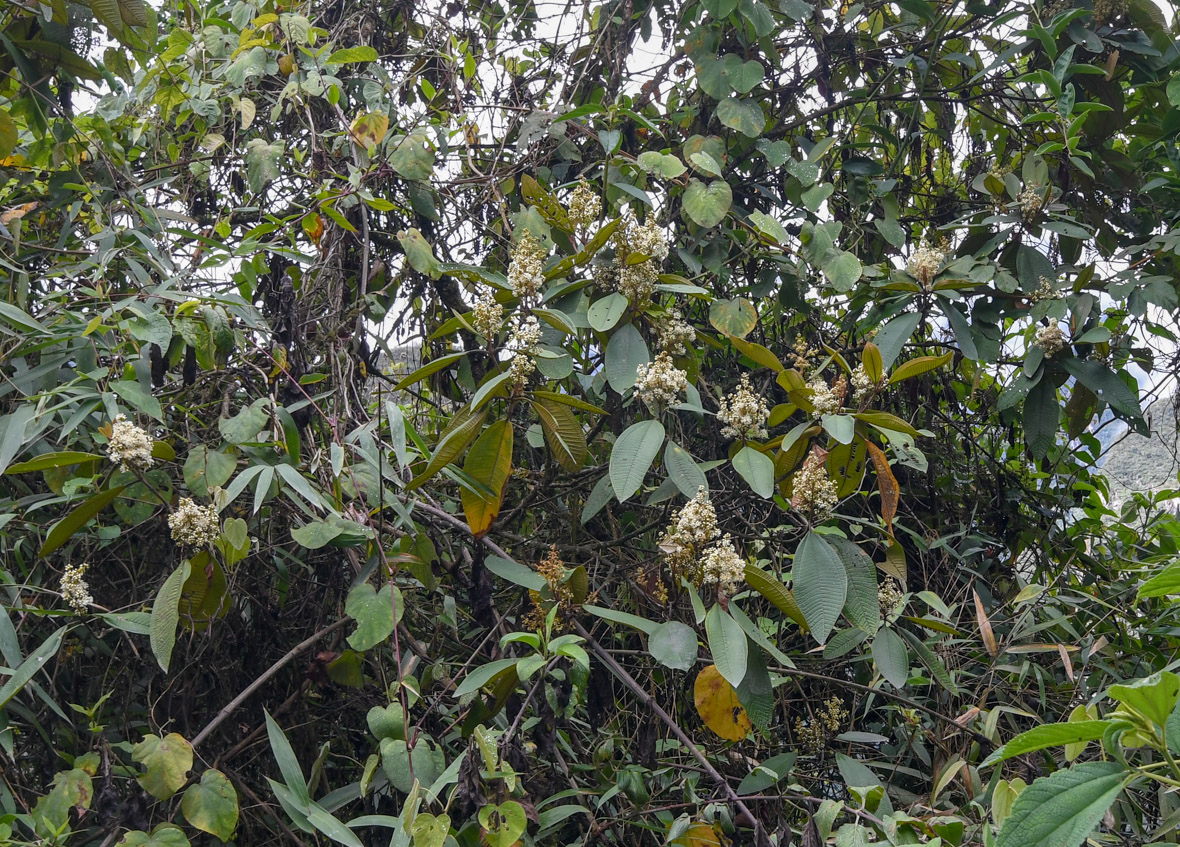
left=4, top=0, right=1180, bottom=844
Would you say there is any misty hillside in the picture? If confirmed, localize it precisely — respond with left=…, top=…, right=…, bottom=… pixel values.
left=1101, top=394, right=1180, bottom=504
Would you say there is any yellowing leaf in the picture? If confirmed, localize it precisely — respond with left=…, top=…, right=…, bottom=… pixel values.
left=673, top=821, right=724, bottom=846
left=461, top=420, right=514, bottom=536
left=350, top=111, right=389, bottom=150
left=693, top=664, right=751, bottom=741
left=973, top=588, right=997, bottom=657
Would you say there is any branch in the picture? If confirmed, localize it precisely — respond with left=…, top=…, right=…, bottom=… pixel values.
left=191, top=618, right=350, bottom=749
left=572, top=621, right=766, bottom=841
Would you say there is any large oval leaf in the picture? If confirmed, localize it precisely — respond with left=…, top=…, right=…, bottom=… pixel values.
left=995, top=762, right=1128, bottom=847
left=792, top=531, right=847, bottom=645
left=609, top=420, right=665, bottom=501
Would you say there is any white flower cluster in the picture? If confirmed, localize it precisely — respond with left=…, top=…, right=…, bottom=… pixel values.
left=699, top=534, right=745, bottom=591
left=658, top=488, right=744, bottom=591
left=507, top=315, right=542, bottom=388
left=1035, top=320, right=1068, bottom=358
left=809, top=379, right=841, bottom=416
left=471, top=287, right=504, bottom=340
left=169, top=497, right=220, bottom=547
left=674, top=486, right=720, bottom=546
left=1018, top=186, right=1046, bottom=222
left=107, top=414, right=154, bottom=472
left=655, top=308, right=696, bottom=357
left=907, top=240, right=945, bottom=287
left=633, top=352, right=687, bottom=410
left=879, top=579, right=905, bottom=617
left=1032, top=276, right=1056, bottom=303
left=567, top=180, right=602, bottom=228
left=611, top=214, right=669, bottom=305
left=61, top=563, right=93, bottom=612
left=507, top=231, right=547, bottom=301
left=717, top=374, right=770, bottom=440
left=851, top=364, right=875, bottom=402
left=791, top=451, right=839, bottom=519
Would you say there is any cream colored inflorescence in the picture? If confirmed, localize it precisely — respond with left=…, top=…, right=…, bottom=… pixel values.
left=717, top=374, right=769, bottom=440
left=169, top=498, right=221, bottom=547
left=471, top=287, right=504, bottom=340
left=610, top=213, right=669, bottom=306
left=850, top=364, right=874, bottom=402
left=1018, top=186, right=1046, bottom=222
left=61, top=563, right=93, bottom=612
left=808, top=379, right=841, bottom=416
left=792, top=451, right=839, bottom=519
left=908, top=240, right=945, bottom=287
left=567, top=180, right=602, bottom=228
left=634, top=352, right=687, bottom=410
left=507, top=315, right=543, bottom=388
left=1035, top=320, right=1068, bottom=358
left=507, top=231, right=547, bottom=302
left=107, top=414, right=154, bottom=472
left=699, top=534, right=745, bottom=590
left=658, top=488, right=747, bottom=592
left=655, top=308, right=695, bottom=357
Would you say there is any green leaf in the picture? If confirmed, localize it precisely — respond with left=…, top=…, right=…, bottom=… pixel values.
left=534, top=398, right=587, bottom=471
left=793, top=531, right=847, bottom=645
left=265, top=711, right=310, bottom=806
left=588, top=293, right=629, bottom=331
left=888, top=352, right=954, bottom=384
left=453, top=657, right=519, bottom=698
left=181, top=769, right=238, bottom=841
left=244, top=138, right=283, bottom=194
left=390, top=131, right=435, bottom=181
left=735, top=638, right=773, bottom=730
left=0, top=108, right=16, bottom=159
left=117, top=825, right=192, bottom=847
left=873, top=313, right=922, bottom=370
left=408, top=408, right=487, bottom=490
left=982, top=721, right=1114, bottom=768
left=1059, top=358, right=1143, bottom=423
left=822, top=251, right=862, bottom=292
left=150, top=560, right=191, bottom=673
left=581, top=473, right=614, bottom=523
left=995, top=762, right=1128, bottom=847
left=726, top=334, right=784, bottom=371
left=636, top=151, right=686, bottom=178
left=716, top=97, right=765, bottom=137
left=479, top=800, right=527, bottom=847
left=393, top=352, right=466, bottom=391
left=609, top=420, right=665, bottom=501
left=827, top=536, right=880, bottom=634
left=604, top=323, right=650, bottom=393
left=584, top=604, right=659, bottom=635
left=1023, top=378, right=1059, bottom=460
left=1109, top=671, right=1180, bottom=729
left=345, top=582, right=404, bottom=651
left=682, top=179, right=733, bottom=228
left=704, top=603, right=747, bottom=688
left=398, top=228, right=441, bottom=279
left=665, top=440, right=708, bottom=498
left=871, top=629, right=909, bottom=688
left=306, top=803, right=365, bottom=847
left=485, top=555, right=547, bottom=590
left=5, top=451, right=103, bottom=474
left=327, top=45, right=377, bottom=63
left=744, top=565, right=808, bottom=630
left=111, top=379, right=163, bottom=421
left=708, top=297, right=757, bottom=338
left=133, top=732, right=193, bottom=801
left=648, top=621, right=699, bottom=671
left=732, top=445, right=774, bottom=498
left=219, top=399, right=269, bottom=444
left=0, top=626, right=65, bottom=710
left=1138, top=562, right=1180, bottom=600
left=183, top=446, right=237, bottom=497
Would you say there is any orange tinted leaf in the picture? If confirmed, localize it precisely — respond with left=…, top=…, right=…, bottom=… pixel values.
left=672, top=821, right=724, bottom=846
left=350, top=112, right=389, bottom=149
left=693, top=664, right=751, bottom=741
left=973, top=589, right=997, bottom=657
left=864, top=440, right=898, bottom=535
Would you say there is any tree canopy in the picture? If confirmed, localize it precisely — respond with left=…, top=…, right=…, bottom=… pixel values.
left=3, top=0, right=1180, bottom=845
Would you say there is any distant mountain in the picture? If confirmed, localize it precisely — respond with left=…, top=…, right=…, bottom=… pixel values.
left=1100, top=394, right=1180, bottom=505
